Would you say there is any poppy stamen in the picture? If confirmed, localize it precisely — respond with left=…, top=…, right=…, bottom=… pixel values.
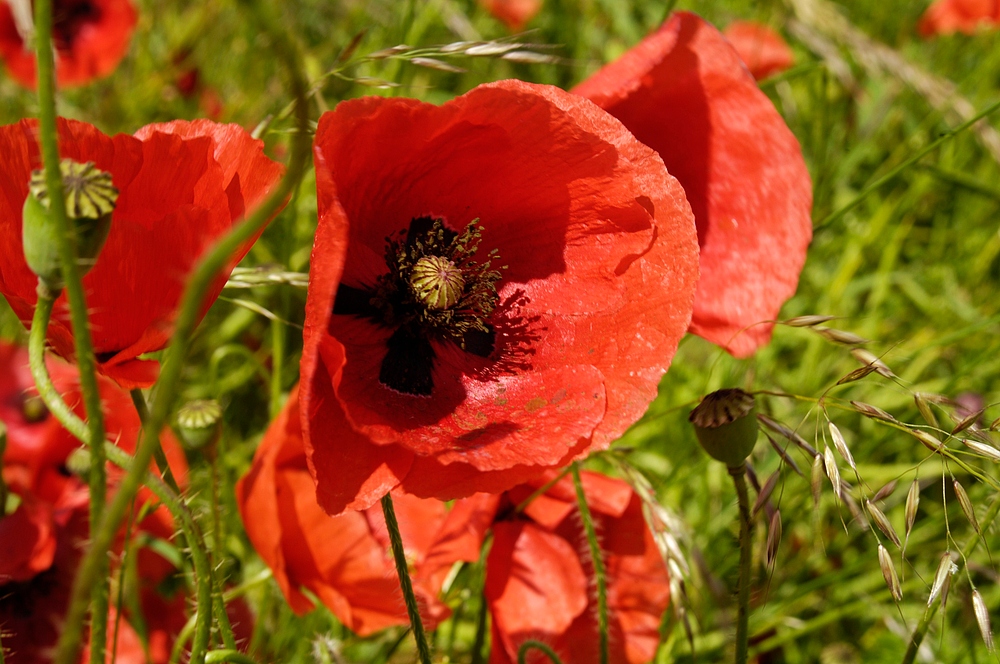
left=333, top=216, right=506, bottom=396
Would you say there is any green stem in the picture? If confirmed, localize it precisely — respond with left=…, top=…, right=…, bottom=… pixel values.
left=902, top=493, right=1000, bottom=664
left=572, top=464, right=609, bottom=664
left=32, top=0, right=109, bottom=658
left=50, top=2, right=310, bottom=661
left=130, top=389, right=180, bottom=494
left=100, top=443, right=216, bottom=663
left=380, top=493, right=433, bottom=664
left=729, top=464, right=753, bottom=664
left=517, top=640, right=564, bottom=664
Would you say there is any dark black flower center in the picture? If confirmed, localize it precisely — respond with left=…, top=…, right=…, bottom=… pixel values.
left=52, top=0, right=100, bottom=51
left=333, top=216, right=505, bottom=397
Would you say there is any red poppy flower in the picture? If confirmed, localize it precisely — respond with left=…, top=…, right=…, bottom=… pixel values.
left=302, top=80, right=699, bottom=515
left=0, top=0, right=138, bottom=89
left=722, top=21, right=795, bottom=80
left=573, top=12, right=813, bottom=357
left=424, top=472, right=670, bottom=664
left=478, top=0, right=542, bottom=31
left=918, top=0, right=1000, bottom=36
left=0, top=118, right=284, bottom=389
left=0, top=340, right=190, bottom=661
left=237, top=387, right=457, bottom=635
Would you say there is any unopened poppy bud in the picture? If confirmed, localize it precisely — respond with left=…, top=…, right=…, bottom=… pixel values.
left=689, top=388, right=759, bottom=468
left=410, top=255, right=465, bottom=309
left=23, top=159, right=118, bottom=290
left=66, top=447, right=92, bottom=477
left=176, top=399, right=223, bottom=450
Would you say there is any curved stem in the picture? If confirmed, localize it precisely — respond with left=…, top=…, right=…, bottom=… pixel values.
left=572, top=464, right=609, bottom=664
left=28, top=290, right=88, bottom=441
left=517, top=640, right=564, bottom=664
left=50, top=2, right=311, bottom=661
left=729, top=464, right=753, bottom=664
left=380, top=493, right=433, bottom=664
left=129, top=389, right=180, bottom=494
left=902, top=493, right=1000, bottom=664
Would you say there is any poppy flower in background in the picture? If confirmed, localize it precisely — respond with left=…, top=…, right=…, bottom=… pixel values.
left=302, top=79, right=699, bottom=515
left=236, top=388, right=458, bottom=635
left=0, top=341, right=190, bottom=662
left=722, top=21, right=795, bottom=80
left=422, top=472, right=670, bottom=664
left=0, top=118, right=285, bottom=389
left=573, top=12, right=813, bottom=358
left=478, top=0, right=542, bottom=31
left=918, top=0, right=1000, bottom=36
left=0, top=0, right=138, bottom=89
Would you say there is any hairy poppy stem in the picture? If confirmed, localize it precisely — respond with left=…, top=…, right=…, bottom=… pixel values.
left=129, top=389, right=181, bottom=494
left=902, top=493, right=1000, bottom=664
left=32, top=0, right=109, bottom=659
left=517, top=640, right=565, bottom=664
left=729, top=464, right=753, bottom=664
left=50, top=0, right=312, bottom=661
left=572, top=464, right=609, bottom=664
left=99, top=442, right=228, bottom=661
left=380, top=493, right=433, bottom=664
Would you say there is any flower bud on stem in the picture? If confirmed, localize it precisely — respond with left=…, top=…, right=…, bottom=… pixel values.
left=690, top=390, right=760, bottom=664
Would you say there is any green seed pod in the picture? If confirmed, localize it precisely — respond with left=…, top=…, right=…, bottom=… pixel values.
left=410, top=255, right=465, bottom=310
left=689, top=389, right=759, bottom=468
left=23, top=159, right=118, bottom=290
left=176, top=399, right=223, bottom=450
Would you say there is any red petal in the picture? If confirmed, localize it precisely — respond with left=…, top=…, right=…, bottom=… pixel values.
left=478, top=0, right=542, bottom=31
left=0, top=496, right=57, bottom=582
left=304, top=80, right=698, bottom=508
left=723, top=21, right=795, bottom=80
left=555, top=492, right=671, bottom=664
left=486, top=521, right=588, bottom=661
left=918, top=0, right=1000, bottom=36
left=574, top=12, right=812, bottom=357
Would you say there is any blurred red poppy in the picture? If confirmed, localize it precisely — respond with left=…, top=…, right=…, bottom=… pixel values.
left=302, top=79, right=699, bottom=515
left=918, top=0, right=1000, bottom=36
left=723, top=21, right=795, bottom=80
left=0, top=0, right=138, bottom=88
left=421, top=472, right=670, bottom=664
left=0, top=118, right=284, bottom=389
left=236, top=387, right=456, bottom=635
left=574, top=12, right=813, bottom=357
left=479, top=0, right=542, bottom=31
left=0, top=341, right=190, bottom=662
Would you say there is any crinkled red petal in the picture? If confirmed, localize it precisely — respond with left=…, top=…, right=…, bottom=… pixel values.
left=574, top=12, right=812, bottom=357
left=485, top=521, right=589, bottom=661
left=303, top=80, right=697, bottom=510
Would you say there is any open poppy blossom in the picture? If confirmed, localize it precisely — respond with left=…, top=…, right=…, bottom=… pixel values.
left=0, top=341, right=189, bottom=662
left=723, top=21, right=795, bottom=80
left=0, top=118, right=284, bottom=389
left=302, top=79, right=699, bottom=514
left=479, top=0, right=542, bottom=31
left=0, top=0, right=138, bottom=88
left=237, top=387, right=456, bottom=635
left=573, top=12, right=813, bottom=357
left=918, top=0, right=1000, bottom=36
